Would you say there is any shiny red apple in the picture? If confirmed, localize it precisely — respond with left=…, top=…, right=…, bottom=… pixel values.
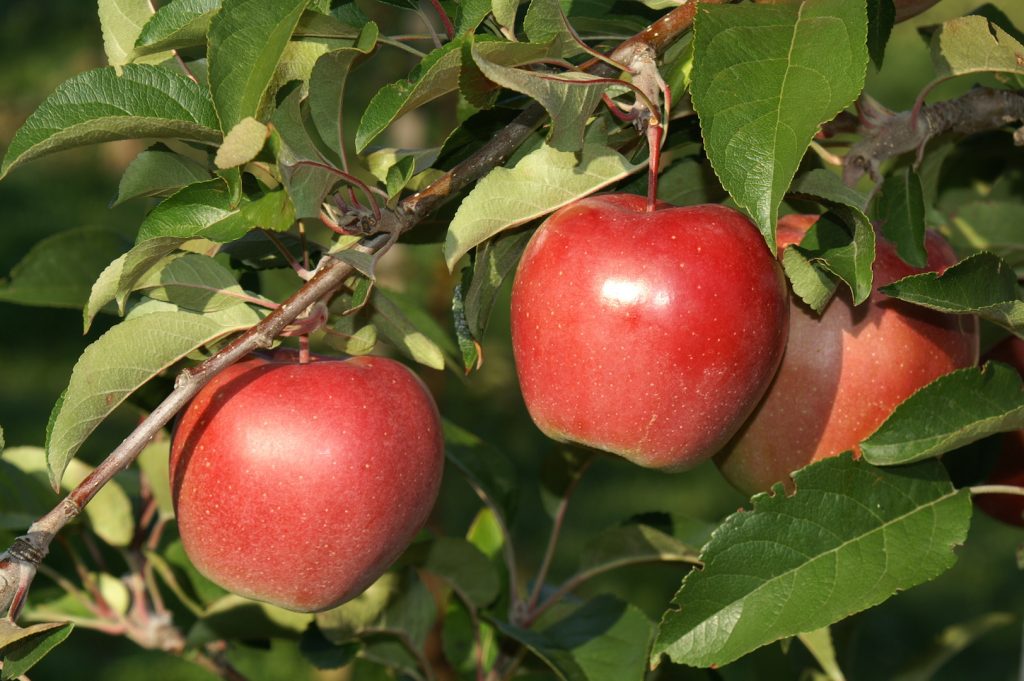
left=975, top=336, right=1024, bottom=527
left=715, top=214, right=979, bottom=495
left=170, top=352, right=444, bottom=612
left=510, top=194, right=789, bottom=471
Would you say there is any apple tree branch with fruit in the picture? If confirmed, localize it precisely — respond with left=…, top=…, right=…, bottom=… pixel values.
left=1, top=0, right=1024, bottom=679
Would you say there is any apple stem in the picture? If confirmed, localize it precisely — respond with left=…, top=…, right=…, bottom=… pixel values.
left=646, top=121, right=663, bottom=212
left=299, top=335, right=311, bottom=364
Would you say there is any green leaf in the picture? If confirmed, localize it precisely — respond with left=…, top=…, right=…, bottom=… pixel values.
left=99, top=0, right=173, bottom=66
left=860, top=363, right=1024, bottom=465
left=492, top=0, right=518, bottom=31
left=781, top=246, right=839, bottom=313
left=355, top=39, right=457, bottom=151
left=443, top=420, right=518, bottom=523
left=524, top=0, right=570, bottom=44
left=470, top=43, right=606, bottom=152
left=424, top=537, right=500, bottom=608
left=892, top=612, right=1015, bottom=681
left=866, top=0, right=894, bottom=69
left=629, top=156, right=725, bottom=207
left=455, top=0, right=492, bottom=35
left=136, top=439, right=175, bottom=518
left=207, top=0, right=310, bottom=132
left=540, top=447, right=593, bottom=517
left=0, top=457, right=53, bottom=531
left=0, top=620, right=74, bottom=681
left=785, top=212, right=875, bottom=310
left=133, top=253, right=251, bottom=312
left=929, top=15, right=1024, bottom=84
left=309, top=23, right=380, bottom=161
left=134, top=0, right=220, bottom=56
left=355, top=38, right=552, bottom=152
left=879, top=252, right=1024, bottom=335
left=444, top=142, right=640, bottom=269
left=368, top=289, right=451, bottom=371
left=84, top=236, right=191, bottom=331
left=797, top=627, right=846, bottom=681
left=299, top=625, right=359, bottom=670
left=578, top=523, right=700, bottom=576
left=273, top=89, right=340, bottom=219
left=215, top=116, right=269, bottom=169
left=385, top=155, right=416, bottom=200
left=787, top=170, right=875, bottom=306
left=946, top=200, right=1024, bottom=271
left=691, top=0, right=867, bottom=246
left=0, top=227, right=131, bottom=309
left=115, top=149, right=213, bottom=205
left=376, top=572, right=437, bottom=649
left=877, top=168, right=926, bottom=267
left=442, top=599, right=498, bottom=680
left=452, top=269, right=481, bottom=373
left=192, top=595, right=314, bottom=644
left=135, top=180, right=234, bottom=242
left=651, top=455, right=971, bottom=668
left=2, top=447, right=136, bottom=546
left=0, top=65, right=220, bottom=179
left=45, top=305, right=262, bottom=486
left=317, top=573, right=401, bottom=643
left=136, top=180, right=294, bottom=242
left=493, top=595, right=654, bottom=681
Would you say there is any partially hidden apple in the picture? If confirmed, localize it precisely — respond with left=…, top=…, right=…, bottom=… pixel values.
left=975, top=336, right=1024, bottom=527
left=170, top=352, right=444, bottom=612
left=510, top=194, right=789, bottom=471
left=715, top=214, right=979, bottom=495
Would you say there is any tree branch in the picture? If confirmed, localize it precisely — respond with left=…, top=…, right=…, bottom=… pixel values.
left=843, top=87, right=1024, bottom=186
left=0, top=0, right=716, bottom=627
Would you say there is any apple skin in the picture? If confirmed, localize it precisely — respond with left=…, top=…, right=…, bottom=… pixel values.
left=975, top=336, right=1024, bottom=527
left=170, top=352, right=444, bottom=612
left=715, top=215, right=979, bottom=495
left=510, top=194, right=789, bottom=471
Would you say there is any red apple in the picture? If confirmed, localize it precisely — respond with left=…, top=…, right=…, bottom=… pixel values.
left=510, top=194, right=789, bottom=471
left=715, top=215, right=979, bottom=495
left=170, top=352, right=444, bottom=612
left=975, top=336, right=1024, bottom=527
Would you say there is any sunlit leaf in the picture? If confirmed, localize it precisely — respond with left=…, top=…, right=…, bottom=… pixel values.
left=861, top=363, right=1024, bottom=465
left=134, top=0, right=220, bottom=56
left=0, top=65, right=220, bottom=178
left=99, top=0, right=172, bottom=66
left=115, top=149, right=212, bottom=205
left=0, top=620, right=74, bottom=681
left=691, top=0, right=867, bottom=245
left=877, top=167, right=927, bottom=268
left=207, top=0, right=310, bottom=131
left=45, top=305, right=262, bottom=486
left=652, top=455, right=970, bottom=668
left=444, top=143, right=640, bottom=269
left=494, top=595, right=654, bottom=681
left=880, top=252, right=1024, bottom=336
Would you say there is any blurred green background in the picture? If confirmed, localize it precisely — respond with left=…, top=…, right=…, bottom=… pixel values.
left=1, top=0, right=1023, bottom=679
